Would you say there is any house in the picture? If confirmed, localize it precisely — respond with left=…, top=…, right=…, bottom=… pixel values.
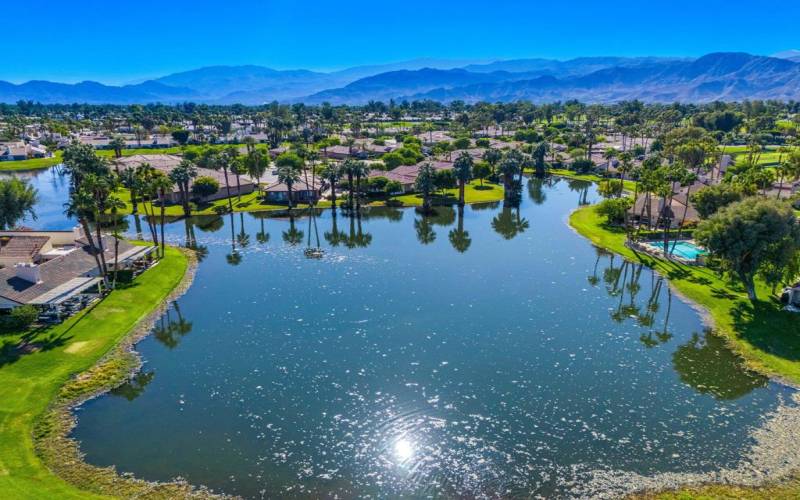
left=0, top=228, right=157, bottom=319
left=112, top=154, right=257, bottom=203
left=629, top=192, right=699, bottom=228
left=264, top=178, right=323, bottom=203
left=323, top=145, right=355, bottom=160
left=0, top=142, right=49, bottom=161
left=368, top=161, right=455, bottom=193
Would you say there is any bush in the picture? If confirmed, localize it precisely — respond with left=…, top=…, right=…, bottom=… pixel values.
left=514, top=129, right=541, bottom=143
left=192, top=176, right=220, bottom=198
left=596, top=197, right=633, bottom=225
left=385, top=180, right=403, bottom=195
left=452, top=137, right=471, bottom=149
left=0, top=305, right=38, bottom=332
left=475, top=138, right=490, bottom=148
left=571, top=159, right=595, bottom=174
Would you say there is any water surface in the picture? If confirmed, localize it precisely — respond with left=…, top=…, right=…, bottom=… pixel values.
left=10, top=169, right=794, bottom=498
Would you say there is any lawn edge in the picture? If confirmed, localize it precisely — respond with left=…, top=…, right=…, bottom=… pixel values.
left=31, top=247, right=233, bottom=499
left=564, top=202, right=800, bottom=499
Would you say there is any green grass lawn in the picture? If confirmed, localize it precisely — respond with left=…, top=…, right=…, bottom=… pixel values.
left=116, top=189, right=316, bottom=217
left=570, top=205, right=800, bottom=384
left=377, top=180, right=504, bottom=207
left=550, top=168, right=638, bottom=192
left=0, top=246, right=189, bottom=499
left=121, top=181, right=503, bottom=217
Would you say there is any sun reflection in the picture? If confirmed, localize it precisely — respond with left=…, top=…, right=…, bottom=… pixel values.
left=394, top=438, right=414, bottom=461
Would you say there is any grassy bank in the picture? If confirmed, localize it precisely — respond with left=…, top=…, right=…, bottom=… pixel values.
left=550, top=168, right=638, bottom=192
left=378, top=180, right=504, bottom=207
left=646, top=475, right=800, bottom=500
left=0, top=246, right=212, bottom=498
left=569, top=205, right=800, bottom=384
left=119, top=180, right=504, bottom=217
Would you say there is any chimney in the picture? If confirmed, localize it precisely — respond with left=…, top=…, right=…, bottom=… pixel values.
left=14, top=263, right=42, bottom=284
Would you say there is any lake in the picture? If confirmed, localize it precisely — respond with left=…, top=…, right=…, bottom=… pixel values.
left=9, top=168, right=798, bottom=498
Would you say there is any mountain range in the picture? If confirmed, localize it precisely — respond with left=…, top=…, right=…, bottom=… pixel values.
left=3, top=52, right=800, bottom=105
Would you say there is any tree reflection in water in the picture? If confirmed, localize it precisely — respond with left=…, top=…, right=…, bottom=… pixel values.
left=153, top=302, right=193, bottom=350
left=345, top=211, right=372, bottom=249
left=593, top=254, right=674, bottom=347
left=566, top=178, right=592, bottom=206
left=673, top=330, right=768, bottom=400
left=324, top=210, right=347, bottom=248
left=251, top=212, right=270, bottom=245
left=491, top=203, right=529, bottom=240
left=282, top=212, right=304, bottom=247
left=414, top=216, right=436, bottom=245
left=449, top=206, right=471, bottom=253
left=110, top=371, right=155, bottom=402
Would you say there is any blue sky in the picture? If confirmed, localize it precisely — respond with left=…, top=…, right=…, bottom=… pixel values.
left=4, top=0, right=799, bottom=84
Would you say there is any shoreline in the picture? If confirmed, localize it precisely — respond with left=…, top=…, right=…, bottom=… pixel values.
left=564, top=201, right=800, bottom=498
left=31, top=247, right=232, bottom=499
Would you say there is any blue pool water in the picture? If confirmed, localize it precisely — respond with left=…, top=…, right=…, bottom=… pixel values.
left=670, top=241, right=707, bottom=260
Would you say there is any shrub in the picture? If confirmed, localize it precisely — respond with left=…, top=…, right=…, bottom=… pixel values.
left=452, top=137, right=471, bottom=150
left=596, top=197, right=633, bottom=225
left=191, top=176, right=220, bottom=198
left=0, top=305, right=38, bottom=332
left=385, top=180, right=403, bottom=195
left=571, top=159, right=595, bottom=174
left=475, top=138, right=490, bottom=148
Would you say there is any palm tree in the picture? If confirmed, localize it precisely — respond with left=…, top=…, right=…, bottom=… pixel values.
left=483, top=148, right=502, bottom=178
left=353, top=161, right=370, bottom=210
left=245, top=148, right=267, bottom=194
left=498, top=153, right=521, bottom=198
left=209, top=149, right=234, bottom=213
left=277, top=163, right=301, bottom=209
left=109, top=136, right=125, bottom=159
left=106, top=194, right=127, bottom=288
left=342, top=158, right=358, bottom=209
left=64, top=189, right=105, bottom=280
left=414, top=163, right=437, bottom=214
left=0, top=177, right=38, bottom=230
left=321, top=163, right=342, bottom=212
left=120, top=167, right=141, bottom=214
left=453, top=152, right=473, bottom=206
left=152, top=173, right=174, bottom=258
left=603, top=147, right=617, bottom=176
left=169, top=160, right=197, bottom=218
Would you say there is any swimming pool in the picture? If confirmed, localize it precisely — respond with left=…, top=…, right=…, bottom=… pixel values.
left=671, top=240, right=707, bottom=260
left=644, top=240, right=707, bottom=261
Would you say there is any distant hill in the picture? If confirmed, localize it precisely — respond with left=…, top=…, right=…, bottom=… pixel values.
left=2, top=53, right=800, bottom=105
left=303, top=68, right=518, bottom=104
left=391, top=53, right=800, bottom=104
left=0, top=80, right=195, bottom=105
left=773, top=50, right=800, bottom=63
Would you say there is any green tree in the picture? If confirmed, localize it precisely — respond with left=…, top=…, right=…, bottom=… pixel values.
left=453, top=152, right=473, bottom=206
left=276, top=162, right=301, bottom=209
left=691, top=184, right=743, bottom=219
left=191, top=176, right=219, bottom=199
left=415, top=163, right=437, bottom=213
left=0, top=178, right=38, bottom=230
left=321, top=163, right=342, bottom=211
left=109, top=136, right=126, bottom=159
left=169, top=160, right=197, bottom=217
left=695, top=197, right=800, bottom=301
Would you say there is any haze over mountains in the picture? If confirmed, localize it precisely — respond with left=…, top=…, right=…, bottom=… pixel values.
left=3, top=52, right=800, bottom=105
